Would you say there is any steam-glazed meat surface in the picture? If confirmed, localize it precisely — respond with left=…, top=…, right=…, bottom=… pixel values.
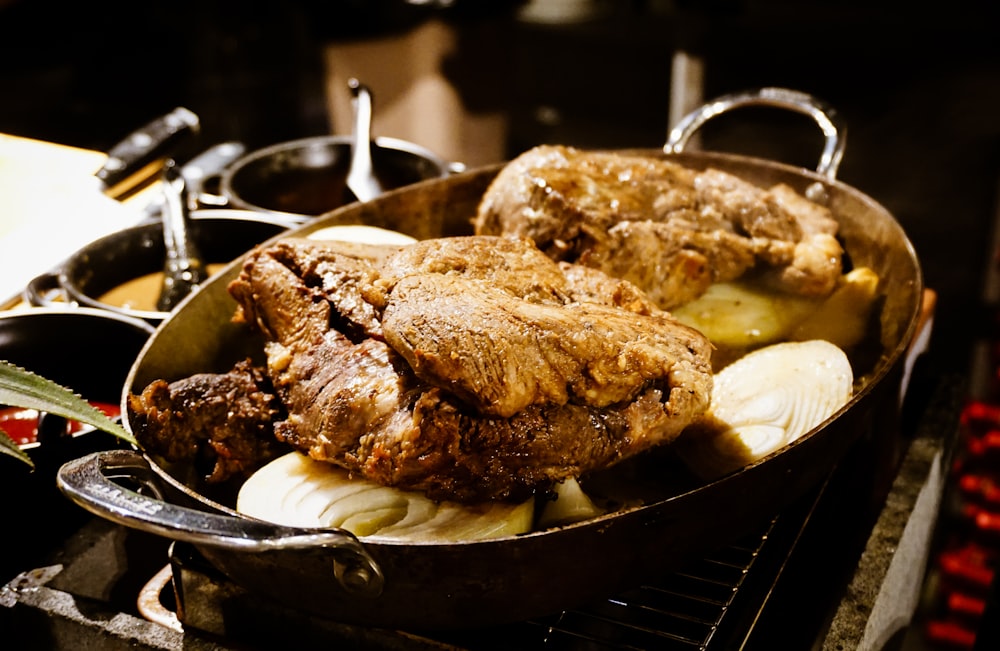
left=474, top=145, right=844, bottom=309
left=215, top=235, right=713, bottom=503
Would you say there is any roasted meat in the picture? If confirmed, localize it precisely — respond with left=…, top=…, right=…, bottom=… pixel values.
left=474, top=145, right=844, bottom=309
left=200, top=234, right=712, bottom=503
left=127, top=360, right=287, bottom=483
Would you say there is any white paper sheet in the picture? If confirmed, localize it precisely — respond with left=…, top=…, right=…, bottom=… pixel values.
left=0, top=134, right=147, bottom=305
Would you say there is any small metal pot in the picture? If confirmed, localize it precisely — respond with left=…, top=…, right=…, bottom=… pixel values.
left=213, top=135, right=463, bottom=222
left=24, top=210, right=294, bottom=323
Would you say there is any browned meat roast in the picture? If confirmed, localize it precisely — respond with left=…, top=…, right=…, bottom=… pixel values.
left=127, top=360, right=288, bottom=483
left=201, top=234, right=712, bottom=503
left=474, top=145, right=844, bottom=309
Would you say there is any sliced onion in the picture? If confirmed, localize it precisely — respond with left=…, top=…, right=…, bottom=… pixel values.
left=791, top=267, right=880, bottom=350
left=537, top=477, right=605, bottom=529
left=676, top=339, right=853, bottom=480
left=670, top=268, right=881, bottom=354
left=670, top=280, right=820, bottom=349
left=306, top=224, right=417, bottom=245
left=237, top=452, right=534, bottom=542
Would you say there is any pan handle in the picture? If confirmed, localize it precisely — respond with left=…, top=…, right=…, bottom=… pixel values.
left=24, top=271, right=67, bottom=307
left=56, top=449, right=384, bottom=598
left=664, top=87, right=847, bottom=181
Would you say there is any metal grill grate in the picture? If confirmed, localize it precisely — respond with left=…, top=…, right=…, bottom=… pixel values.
left=167, top=502, right=806, bottom=650
left=435, top=520, right=777, bottom=651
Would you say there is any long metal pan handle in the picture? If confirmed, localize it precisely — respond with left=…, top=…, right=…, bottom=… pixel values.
left=95, top=107, right=200, bottom=199
left=57, top=449, right=384, bottom=598
left=664, top=87, right=847, bottom=181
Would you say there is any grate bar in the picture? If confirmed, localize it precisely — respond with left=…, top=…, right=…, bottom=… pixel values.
left=505, top=519, right=778, bottom=651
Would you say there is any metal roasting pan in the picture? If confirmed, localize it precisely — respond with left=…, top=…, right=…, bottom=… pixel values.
left=57, top=88, right=923, bottom=630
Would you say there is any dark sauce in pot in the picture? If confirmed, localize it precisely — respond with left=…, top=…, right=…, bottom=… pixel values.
left=232, top=149, right=438, bottom=216
left=238, top=162, right=355, bottom=216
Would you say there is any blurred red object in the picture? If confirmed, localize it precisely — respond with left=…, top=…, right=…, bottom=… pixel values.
left=947, top=591, right=987, bottom=619
left=926, top=619, right=978, bottom=649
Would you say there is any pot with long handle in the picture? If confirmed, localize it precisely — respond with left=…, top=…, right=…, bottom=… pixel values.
left=57, top=88, right=923, bottom=630
left=155, top=164, right=209, bottom=311
left=344, top=78, right=385, bottom=202
left=211, top=134, right=464, bottom=222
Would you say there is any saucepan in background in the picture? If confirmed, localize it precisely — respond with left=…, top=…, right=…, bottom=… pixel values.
left=24, top=210, right=293, bottom=323
left=202, top=134, right=464, bottom=222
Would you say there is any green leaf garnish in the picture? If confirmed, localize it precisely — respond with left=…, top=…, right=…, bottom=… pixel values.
left=0, top=428, right=31, bottom=466
left=0, top=360, right=136, bottom=468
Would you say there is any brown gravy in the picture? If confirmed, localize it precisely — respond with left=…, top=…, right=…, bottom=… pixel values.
left=97, top=263, right=227, bottom=312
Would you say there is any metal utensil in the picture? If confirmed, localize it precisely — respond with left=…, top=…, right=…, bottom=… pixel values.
left=345, top=78, right=384, bottom=202
left=139, top=141, right=248, bottom=220
left=155, top=163, right=208, bottom=311
left=94, top=106, right=200, bottom=199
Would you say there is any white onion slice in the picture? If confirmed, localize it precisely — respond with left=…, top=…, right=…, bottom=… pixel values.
left=237, top=452, right=534, bottom=542
left=791, top=267, right=880, bottom=349
left=537, top=477, right=605, bottom=529
left=305, top=224, right=416, bottom=245
left=670, top=281, right=820, bottom=348
left=671, top=268, right=881, bottom=353
left=677, top=339, right=853, bottom=480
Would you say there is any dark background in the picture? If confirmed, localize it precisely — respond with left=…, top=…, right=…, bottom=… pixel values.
left=2, top=0, right=999, bottom=381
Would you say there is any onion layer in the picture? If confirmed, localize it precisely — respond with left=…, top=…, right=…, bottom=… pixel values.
left=538, top=477, right=605, bottom=528
left=677, top=339, right=853, bottom=480
left=670, top=280, right=820, bottom=349
left=237, top=452, right=535, bottom=541
left=306, top=224, right=417, bottom=245
left=671, top=268, right=880, bottom=353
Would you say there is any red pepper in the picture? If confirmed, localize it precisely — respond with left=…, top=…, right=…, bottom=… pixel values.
left=964, top=430, right=1000, bottom=466
left=958, top=474, right=1000, bottom=508
left=0, top=402, right=120, bottom=446
left=0, top=406, right=40, bottom=445
left=947, top=590, right=987, bottom=618
left=962, top=401, right=1000, bottom=430
left=975, top=511, right=1000, bottom=538
left=925, top=619, right=978, bottom=649
left=939, top=547, right=996, bottom=591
